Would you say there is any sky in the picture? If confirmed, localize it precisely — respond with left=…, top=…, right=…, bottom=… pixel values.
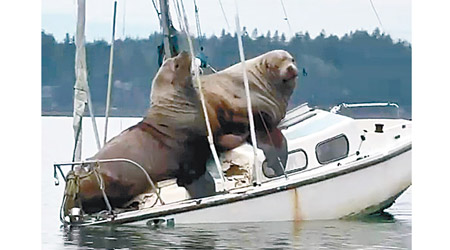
left=41, top=0, right=412, bottom=42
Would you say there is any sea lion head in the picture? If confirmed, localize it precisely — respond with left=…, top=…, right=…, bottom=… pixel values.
left=247, top=50, right=298, bottom=124
left=260, top=50, right=298, bottom=96
left=150, top=51, right=193, bottom=103
left=148, top=51, right=206, bottom=136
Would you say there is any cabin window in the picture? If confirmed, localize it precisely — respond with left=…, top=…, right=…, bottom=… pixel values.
left=262, top=160, right=283, bottom=178
left=285, top=149, right=308, bottom=173
left=316, top=134, right=349, bottom=164
left=263, top=149, right=308, bottom=178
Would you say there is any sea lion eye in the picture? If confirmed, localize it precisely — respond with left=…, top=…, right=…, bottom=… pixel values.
left=291, top=58, right=295, bottom=63
left=175, top=64, right=179, bottom=69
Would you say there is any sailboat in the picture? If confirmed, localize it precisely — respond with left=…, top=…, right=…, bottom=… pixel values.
left=52, top=0, right=411, bottom=226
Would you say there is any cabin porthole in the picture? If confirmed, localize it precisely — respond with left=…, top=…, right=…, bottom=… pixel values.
left=315, top=134, right=349, bottom=165
left=263, top=149, right=308, bottom=178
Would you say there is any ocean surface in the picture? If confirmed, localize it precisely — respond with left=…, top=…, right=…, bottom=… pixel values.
left=42, top=116, right=411, bottom=249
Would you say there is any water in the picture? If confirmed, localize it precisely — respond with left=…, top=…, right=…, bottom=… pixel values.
left=42, top=117, right=411, bottom=249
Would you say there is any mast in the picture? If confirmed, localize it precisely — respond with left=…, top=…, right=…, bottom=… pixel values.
left=73, top=0, right=102, bottom=164
left=159, top=0, right=172, bottom=58
left=72, top=0, right=89, bottom=162
left=103, top=0, right=118, bottom=145
left=73, top=0, right=102, bottom=162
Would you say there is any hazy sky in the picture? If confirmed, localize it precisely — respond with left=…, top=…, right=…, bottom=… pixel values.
left=41, top=0, right=411, bottom=42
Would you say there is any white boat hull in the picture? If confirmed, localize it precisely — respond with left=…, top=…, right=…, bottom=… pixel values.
left=123, top=145, right=410, bottom=225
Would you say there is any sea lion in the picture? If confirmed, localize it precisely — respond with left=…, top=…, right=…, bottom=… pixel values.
left=65, top=52, right=209, bottom=213
left=200, top=49, right=298, bottom=175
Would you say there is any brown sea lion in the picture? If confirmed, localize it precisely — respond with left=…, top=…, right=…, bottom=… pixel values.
left=200, top=49, right=298, bottom=175
left=65, top=52, right=209, bottom=213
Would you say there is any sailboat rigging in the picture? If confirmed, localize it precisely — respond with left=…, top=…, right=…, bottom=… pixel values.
left=103, top=0, right=118, bottom=145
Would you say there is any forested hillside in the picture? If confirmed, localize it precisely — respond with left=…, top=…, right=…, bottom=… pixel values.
left=41, top=28, right=411, bottom=118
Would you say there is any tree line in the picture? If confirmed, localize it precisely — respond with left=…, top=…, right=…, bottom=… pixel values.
left=41, top=28, right=411, bottom=118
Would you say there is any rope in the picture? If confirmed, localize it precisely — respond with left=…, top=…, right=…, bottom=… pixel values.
left=207, top=65, right=217, bottom=73
left=151, top=0, right=161, bottom=21
left=234, top=0, right=260, bottom=185
left=104, top=0, right=118, bottom=145
left=58, top=156, right=168, bottom=222
left=87, top=86, right=101, bottom=151
left=93, top=165, right=114, bottom=214
left=177, top=0, right=226, bottom=187
left=62, top=170, right=82, bottom=222
left=192, top=0, right=212, bottom=71
left=218, top=0, right=231, bottom=30
left=193, top=0, right=203, bottom=46
left=171, top=0, right=184, bottom=31
left=369, top=0, right=384, bottom=32
left=280, top=0, right=293, bottom=36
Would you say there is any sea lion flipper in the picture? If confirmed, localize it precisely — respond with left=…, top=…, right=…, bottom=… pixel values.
left=257, top=128, right=288, bottom=177
left=218, top=133, right=248, bottom=150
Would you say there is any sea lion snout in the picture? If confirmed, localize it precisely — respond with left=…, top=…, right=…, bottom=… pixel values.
left=161, top=51, right=191, bottom=73
left=284, top=64, right=298, bottom=81
left=175, top=51, right=191, bottom=67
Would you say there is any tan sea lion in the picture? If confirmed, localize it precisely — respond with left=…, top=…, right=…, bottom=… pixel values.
left=200, top=49, right=298, bottom=175
left=65, top=52, right=209, bottom=213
